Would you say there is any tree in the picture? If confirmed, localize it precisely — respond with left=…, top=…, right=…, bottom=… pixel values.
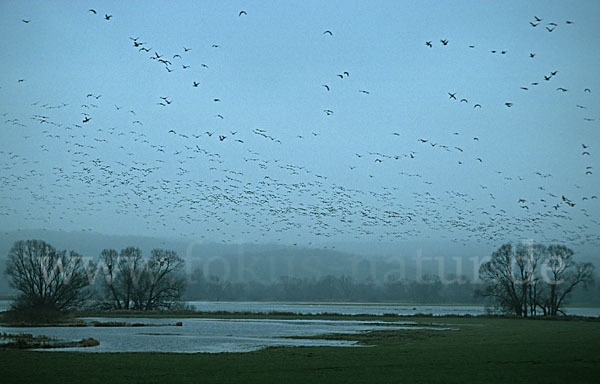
left=539, top=245, right=594, bottom=316
left=99, top=247, right=186, bottom=310
left=478, top=242, right=594, bottom=316
left=4, top=240, right=92, bottom=312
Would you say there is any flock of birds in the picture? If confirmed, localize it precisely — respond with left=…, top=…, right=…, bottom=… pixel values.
left=1, top=8, right=599, bottom=250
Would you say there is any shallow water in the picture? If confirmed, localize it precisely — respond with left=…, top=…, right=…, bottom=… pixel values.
left=1, top=300, right=598, bottom=316
left=185, top=301, right=600, bottom=317
left=0, top=317, right=444, bottom=353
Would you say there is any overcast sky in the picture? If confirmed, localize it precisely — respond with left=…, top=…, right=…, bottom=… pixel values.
left=0, top=1, right=599, bottom=254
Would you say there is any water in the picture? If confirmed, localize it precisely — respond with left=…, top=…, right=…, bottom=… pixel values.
left=186, top=301, right=600, bottom=317
left=1, top=300, right=599, bottom=317
left=0, top=317, right=446, bottom=353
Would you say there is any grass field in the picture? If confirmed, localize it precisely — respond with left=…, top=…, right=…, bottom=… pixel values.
left=1, top=316, right=599, bottom=383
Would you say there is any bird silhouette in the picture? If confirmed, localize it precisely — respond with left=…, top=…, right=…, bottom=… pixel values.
left=448, top=93, right=457, bottom=100
left=425, top=41, right=432, bottom=47
left=88, top=9, right=96, bottom=14
left=105, top=14, right=112, bottom=20
left=323, top=30, right=333, bottom=36
left=239, top=10, right=247, bottom=16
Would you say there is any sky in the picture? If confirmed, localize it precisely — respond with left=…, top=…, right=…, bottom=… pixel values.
left=0, top=0, right=599, bottom=255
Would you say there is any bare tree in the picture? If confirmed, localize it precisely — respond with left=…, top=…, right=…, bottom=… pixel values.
left=133, top=249, right=186, bottom=310
left=540, top=245, right=594, bottom=316
left=479, top=242, right=594, bottom=317
left=4, top=240, right=91, bottom=311
left=99, top=247, right=185, bottom=310
left=478, top=243, right=526, bottom=316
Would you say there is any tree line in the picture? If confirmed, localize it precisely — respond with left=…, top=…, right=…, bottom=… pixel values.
left=3, top=239, right=596, bottom=317
left=4, top=240, right=186, bottom=313
left=185, top=272, right=482, bottom=304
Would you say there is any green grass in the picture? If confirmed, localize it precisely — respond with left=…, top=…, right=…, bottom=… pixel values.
left=1, top=316, right=599, bottom=383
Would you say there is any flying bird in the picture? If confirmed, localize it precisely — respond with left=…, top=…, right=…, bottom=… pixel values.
left=473, top=104, right=482, bottom=108
left=323, top=30, right=333, bottom=36
left=239, top=10, right=247, bottom=16
left=88, top=9, right=96, bottom=14
left=105, top=14, right=112, bottom=20
left=448, top=93, right=457, bottom=100
left=219, top=135, right=227, bottom=141
left=322, top=84, right=330, bottom=91
left=22, top=19, right=31, bottom=23
left=425, top=41, right=432, bottom=47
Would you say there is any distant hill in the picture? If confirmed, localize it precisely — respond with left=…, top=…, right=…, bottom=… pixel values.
left=0, top=230, right=486, bottom=291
